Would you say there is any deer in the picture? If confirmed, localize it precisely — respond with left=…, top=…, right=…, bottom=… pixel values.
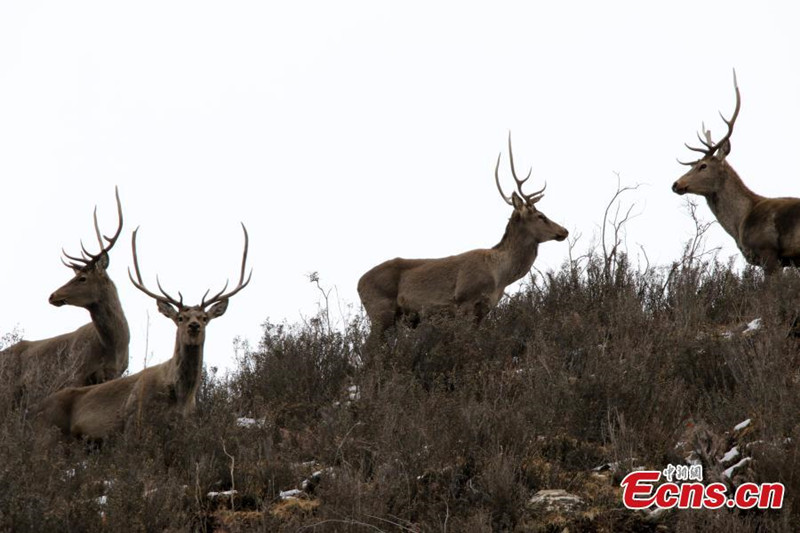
left=672, top=71, right=800, bottom=274
left=34, top=224, right=251, bottom=440
left=357, top=134, right=569, bottom=336
left=0, top=188, right=129, bottom=406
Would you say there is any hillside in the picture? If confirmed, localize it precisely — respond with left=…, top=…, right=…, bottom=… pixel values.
left=1, top=250, right=799, bottom=532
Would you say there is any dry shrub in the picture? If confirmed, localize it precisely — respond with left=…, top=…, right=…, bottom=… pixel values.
left=0, top=250, right=799, bottom=531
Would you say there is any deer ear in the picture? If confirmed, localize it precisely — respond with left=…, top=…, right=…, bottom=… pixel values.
left=96, top=252, right=110, bottom=270
left=207, top=299, right=229, bottom=320
left=511, top=192, right=526, bottom=211
left=716, top=140, right=732, bottom=160
left=156, top=300, right=178, bottom=320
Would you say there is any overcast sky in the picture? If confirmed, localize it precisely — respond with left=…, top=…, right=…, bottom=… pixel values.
left=1, top=1, right=799, bottom=374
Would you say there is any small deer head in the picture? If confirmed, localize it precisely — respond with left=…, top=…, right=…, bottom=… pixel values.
left=128, top=223, right=251, bottom=347
left=49, top=187, right=123, bottom=308
left=495, top=133, right=569, bottom=243
left=672, top=71, right=740, bottom=197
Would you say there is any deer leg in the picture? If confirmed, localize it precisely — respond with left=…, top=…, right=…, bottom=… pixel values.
left=756, top=250, right=781, bottom=276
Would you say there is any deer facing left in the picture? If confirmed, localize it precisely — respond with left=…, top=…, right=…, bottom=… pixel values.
left=0, top=188, right=129, bottom=405
left=35, top=224, right=251, bottom=440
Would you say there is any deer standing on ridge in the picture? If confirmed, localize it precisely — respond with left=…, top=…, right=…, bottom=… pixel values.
left=672, top=71, right=800, bottom=274
left=0, top=188, right=129, bottom=404
left=35, top=224, right=251, bottom=440
left=358, top=134, right=569, bottom=336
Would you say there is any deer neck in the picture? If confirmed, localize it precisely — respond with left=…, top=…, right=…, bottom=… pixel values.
left=167, top=340, right=204, bottom=408
left=706, top=168, right=762, bottom=244
left=87, top=285, right=130, bottom=352
left=493, top=216, right=539, bottom=285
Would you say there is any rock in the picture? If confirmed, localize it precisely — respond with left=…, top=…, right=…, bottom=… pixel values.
left=528, top=489, right=585, bottom=514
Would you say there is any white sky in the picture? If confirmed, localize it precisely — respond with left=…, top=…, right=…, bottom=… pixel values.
left=1, top=2, right=799, bottom=375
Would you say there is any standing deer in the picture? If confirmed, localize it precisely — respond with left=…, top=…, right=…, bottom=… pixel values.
left=35, top=224, right=251, bottom=440
left=358, top=134, right=569, bottom=335
left=0, top=188, right=129, bottom=405
left=672, top=71, right=800, bottom=274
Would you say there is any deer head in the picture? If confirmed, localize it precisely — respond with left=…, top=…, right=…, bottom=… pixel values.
left=49, top=187, right=124, bottom=308
left=495, top=133, right=569, bottom=242
left=128, top=224, right=252, bottom=347
left=672, top=71, right=741, bottom=196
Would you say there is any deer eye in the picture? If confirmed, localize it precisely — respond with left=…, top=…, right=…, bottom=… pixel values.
left=177, top=316, right=184, bottom=322
left=201, top=316, right=208, bottom=323
left=78, top=276, right=88, bottom=283
left=698, top=163, right=707, bottom=171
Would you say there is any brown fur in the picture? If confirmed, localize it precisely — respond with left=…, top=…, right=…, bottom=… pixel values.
left=35, top=224, right=251, bottom=440
left=359, top=182, right=568, bottom=334
left=673, top=130, right=800, bottom=274
left=0, top=190, right=128, bottom=403
left=35, top=303, right=225, bottom=439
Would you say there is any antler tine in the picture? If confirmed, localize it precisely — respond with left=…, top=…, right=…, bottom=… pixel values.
left=62, top=247, right=90, bottom=265
left=61, top=256, right=83, bottom=270
left=99, top=186, right=124, bottom=253
left=494, top=152, right=514, bottom=206
left=507, top=132, right=532, bottom=192
left=80, top=239, right=98, bottom=261
left=61, top=187, right=123, bottom=270
left=128, top=227, right=183, bottom=308
left=201, top=280, right=229, bottom=309
left=93, top=206, right=104, bottom=251
left=676, top=157, right=699, bottom=166
left=156, top=276, right=184, bottom=308
left=682, top=70, right=741, bottom=160
left=711, top=70, right=741, bottom=153
left=201, top=223, right=252, bottom=309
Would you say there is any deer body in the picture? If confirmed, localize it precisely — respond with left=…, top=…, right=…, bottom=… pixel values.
left=37, top=308, right=216, bottom=439
left=672, top=72, right=800, bottom=274
left=35, top=225, right=250, bottom=440
left=0, top=189, right=128, bottom=402
left=359, top=135, right=568, bottom=333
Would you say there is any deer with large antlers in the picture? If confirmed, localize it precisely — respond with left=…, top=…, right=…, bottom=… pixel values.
left=358, top=134, right=569, bottom=335
left=0, top=188, right=129, bottom=405
left=35, top=224, right=251, bottom=440
left=672, top=71, right=800, bottom=274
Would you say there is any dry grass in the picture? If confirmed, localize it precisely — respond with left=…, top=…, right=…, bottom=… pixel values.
left=1, top=250, right=799, bottom=532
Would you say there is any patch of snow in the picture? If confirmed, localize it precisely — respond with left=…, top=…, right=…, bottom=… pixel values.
left=347, top=385, right=361, bottom=401
left=743, top=318, right=762, bottom=334
left=684, top=452, right=702, bottom=466
left=207, top=490, right=238, bottom=499
left=723, top=457, right=751, bottom=479
left=734, top=419, right=751, bottom=432
left=236, top=417, right=265, bottom=428
left=280, top=489, right=303, bottom=500
left=96, top=496, right=108, bottom=506
left=720, top=446, right=739, bottom=463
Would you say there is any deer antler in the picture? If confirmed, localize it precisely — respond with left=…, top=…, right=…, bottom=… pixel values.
left=62, top=186, right=124, bottom=270
left=495, top=132, right=546, bottom=206
left=200, top=223, right=252, bottom=309
left=680, top=70, right=741, bottom=166
left=128, top=227, right=185, bottom=309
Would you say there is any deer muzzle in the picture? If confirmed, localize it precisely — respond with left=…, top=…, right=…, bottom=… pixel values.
left=49, top=292, right=67, bottom=307
left=672, top=180, right=688, bottom=195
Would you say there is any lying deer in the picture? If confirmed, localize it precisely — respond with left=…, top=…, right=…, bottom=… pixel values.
left=35, top=224, right=251, bottom=440
left=358, top=134, right=569, bottom=335
left=0, top=188, right=129, bottom=404
left=672, top=71, right=800, bottom=274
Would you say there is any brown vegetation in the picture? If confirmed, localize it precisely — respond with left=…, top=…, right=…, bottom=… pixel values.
left=2, top=237, right=799, bottom=531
